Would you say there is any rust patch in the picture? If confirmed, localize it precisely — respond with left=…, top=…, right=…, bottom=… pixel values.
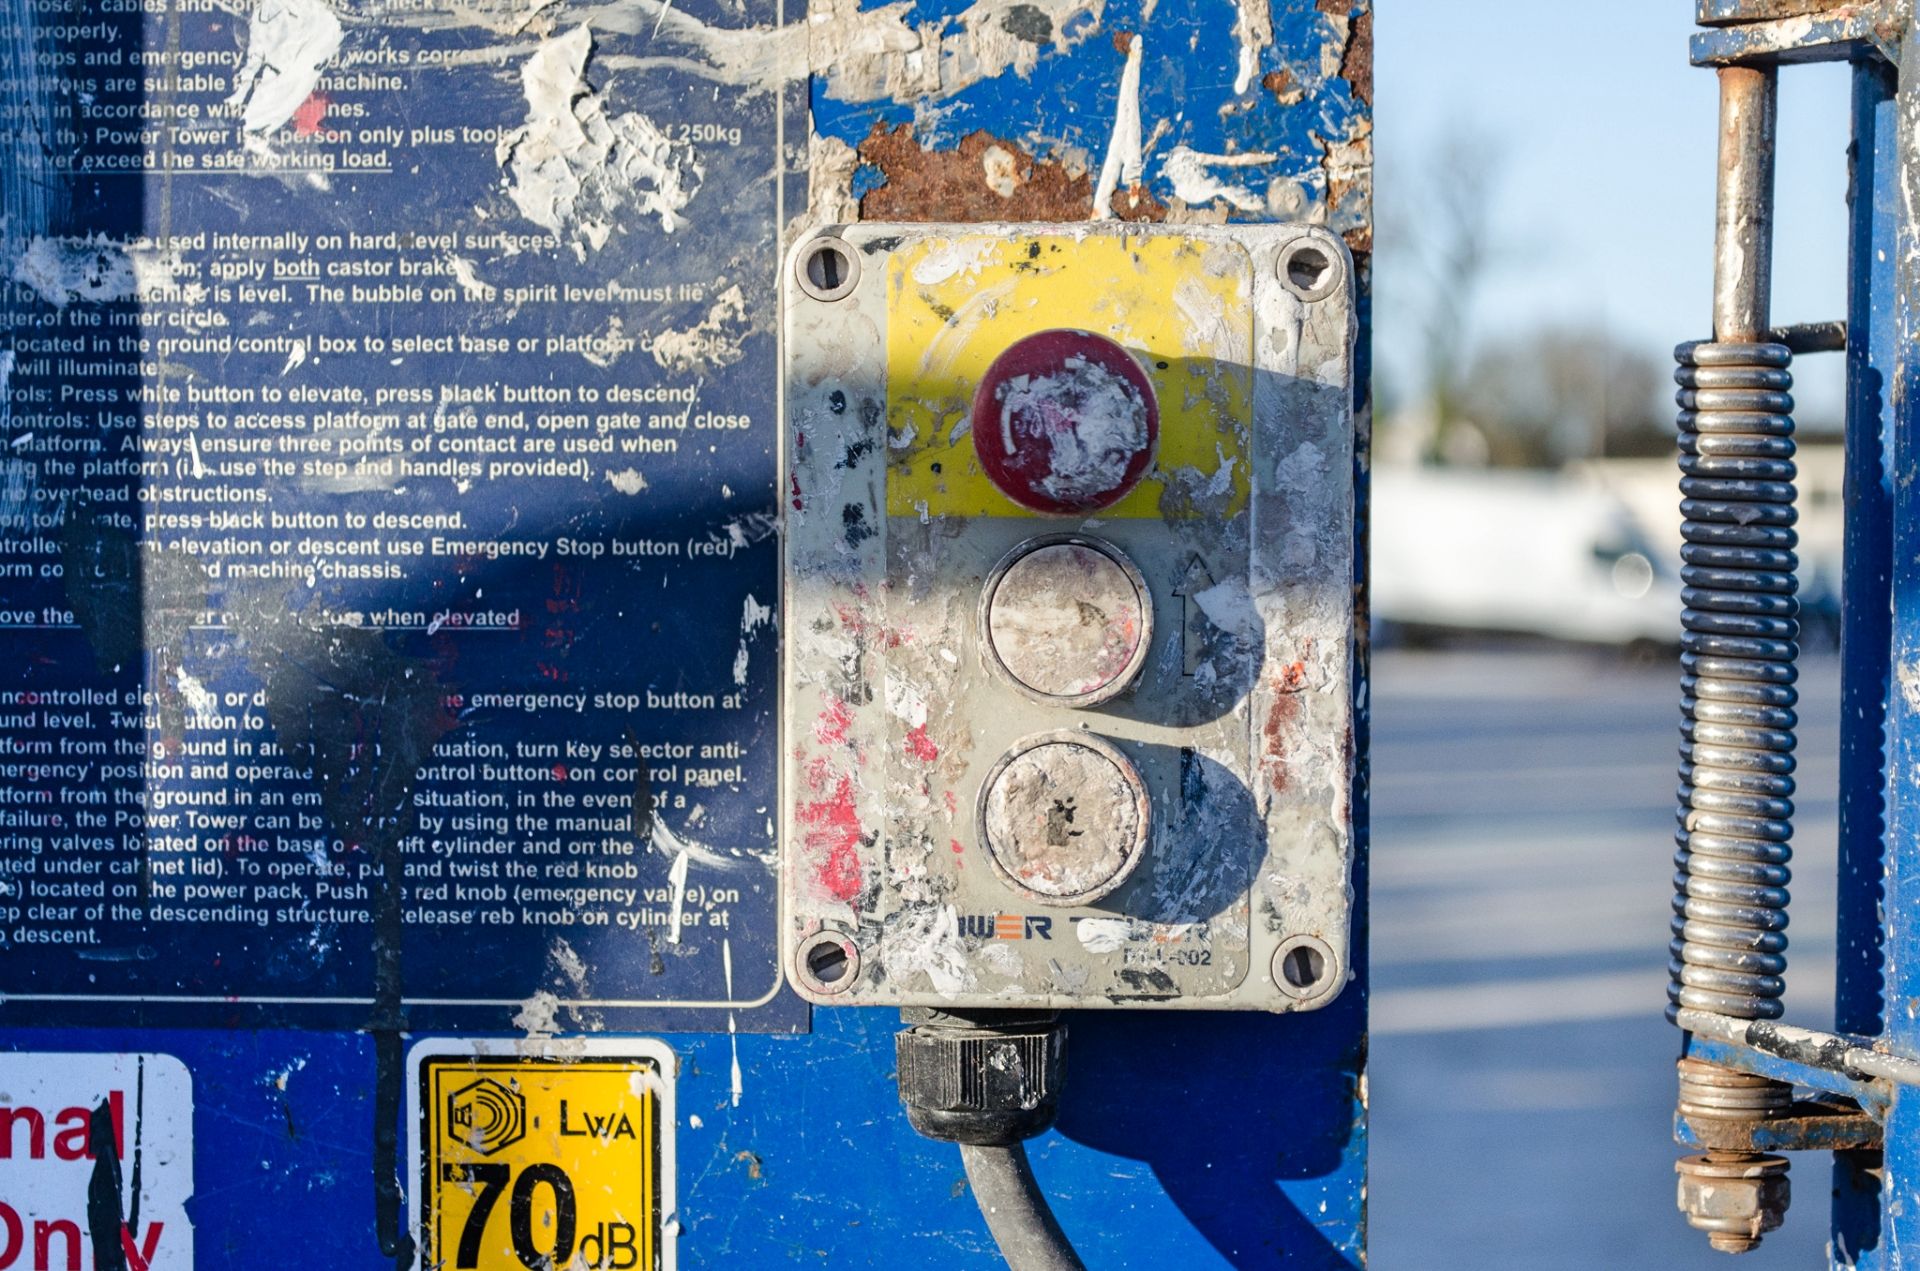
left=1262, top=69, right=1296, bottom=101
left=1261, top=691, right=1302, bottom=794
left=857, top=125, right=1166, bottom=223
left=1314, top=0, right=1351, bottom=13
left=1340, top=8, right=1372, bottom=106
left=1261, top=665, right=1309, bottom=793
left=1111, top=28, right=1135, bottom=53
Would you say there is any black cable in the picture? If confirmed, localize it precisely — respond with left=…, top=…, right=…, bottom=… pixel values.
left=959, top=1142, right=1087, bottom=1271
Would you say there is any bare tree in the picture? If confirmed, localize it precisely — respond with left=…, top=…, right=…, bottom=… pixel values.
left=1459, top=325, right=1670, bottom=467
left=1378, top=125, right=1506, bottom=462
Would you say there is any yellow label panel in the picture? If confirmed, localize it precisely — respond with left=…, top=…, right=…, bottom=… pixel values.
left=420, top=1050, right=668, bottom=1271
left=885, top=233, right=1253, bottom=519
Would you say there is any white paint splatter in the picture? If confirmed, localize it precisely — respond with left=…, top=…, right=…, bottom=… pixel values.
left=175, top=667, right=220, bottom=728
left=391, top=0, right=1105, bottom=108
left=606, top=467, right=650, bottom=495
left=14, top=237, right=200, bottom=309
left=883, top=672, right=928, bottom=729
left=734, top=594, right=774, bottom=687
left=882, top=905, right=974, bottom=995
left=1195, top=576, right=1261, bottom=644
left=513, top=990, right=563, bottom=1036
left=1090, top=33, right=1143, bottom=219
left=280, top=340, right=309, bottom=375
left=227, top=0, right=344, bottom=133
left=448, top=254, right=493, bottom=300
left=981, top=144, right=1020, bottom=197
left=996, top=357, right=1149, bottom=501
left=1172, top=273, right=1242, bottom=360
left=977, top=943, right=1021, bottom=977
left=549, top=938, right=589, bottom=990
left=666, top=849, right=691, bottom=944
left=14, top=236, right=132, bottom=307
left=269, top=1055, right=309, bottom=1091
left=648, top=814, right=773, bottom=872
left=497, top=25, right=702, bottom=249
left=723, top=938, right=743, bottom=1106
left=910, top=238, right=996, bottom=286
left=1204, top=443, right=1236, bottom=499
left=1163, top=146, right=1276, bottom=213
left=1230, top=0, right=1272, bottom=96
left=1076, top=916, right=1131, bottom=953
left=651, top=284, right=748, bottom=374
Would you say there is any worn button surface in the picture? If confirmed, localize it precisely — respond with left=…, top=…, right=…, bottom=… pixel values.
left=978, top=731, right=1150, bottom=906
left=970, top=328, right=1159, bottom=514
left=982, top=537, right=1151, bottom=706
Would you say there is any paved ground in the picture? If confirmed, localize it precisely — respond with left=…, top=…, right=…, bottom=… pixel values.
left=1367, top=645, right=1841, bottom=1270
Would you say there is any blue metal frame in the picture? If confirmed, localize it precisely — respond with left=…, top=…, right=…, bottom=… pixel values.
left=1671, top=32, right=1920, bottom=1268
left=1830, top=53, right=1899, bottom=1271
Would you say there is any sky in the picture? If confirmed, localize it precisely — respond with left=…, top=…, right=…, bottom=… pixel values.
left=1373, top=2, right=1854, bottom=427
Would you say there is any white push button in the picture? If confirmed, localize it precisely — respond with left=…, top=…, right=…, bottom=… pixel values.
left=980, top=536, right=1152, bottom=707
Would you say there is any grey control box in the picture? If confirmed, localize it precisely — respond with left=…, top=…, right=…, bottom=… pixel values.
left=780, top=223, right=1356, bottom=1012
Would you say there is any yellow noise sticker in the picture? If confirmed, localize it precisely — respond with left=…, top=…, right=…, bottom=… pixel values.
left=421, top=1050, right=669, bottom=1271
left=886, top=233, right=1253, bottom=520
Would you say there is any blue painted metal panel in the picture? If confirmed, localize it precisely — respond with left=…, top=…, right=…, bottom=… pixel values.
left=5, top=1006, right=1363, bottom=1267
left=1858, top=32, right=1920, bottom=1271
left=0, top=0, right=1369, bottom=1265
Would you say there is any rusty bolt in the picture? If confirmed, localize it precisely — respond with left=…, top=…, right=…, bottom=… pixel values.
left=1676, top=1152, right=1789, bottom=1254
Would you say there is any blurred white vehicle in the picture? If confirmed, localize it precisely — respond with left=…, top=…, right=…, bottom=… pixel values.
left=1371, top=465, right=1682, bottom=647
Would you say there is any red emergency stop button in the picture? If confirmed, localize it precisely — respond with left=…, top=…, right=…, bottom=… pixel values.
left=971, top=329, right=1159, bottom=514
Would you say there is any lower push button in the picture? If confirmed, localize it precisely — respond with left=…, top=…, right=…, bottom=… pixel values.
left=977, top=731, right=1151, bottom=907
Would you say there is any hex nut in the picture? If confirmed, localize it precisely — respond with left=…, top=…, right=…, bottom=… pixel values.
left=1675, top=1153, right=1789, bottom=1253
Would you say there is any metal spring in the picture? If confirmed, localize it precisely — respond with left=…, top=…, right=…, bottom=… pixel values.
left=1669, top=340, right=1798, bottom=1023
left=1675, top=1057, right=1791, bottom=1121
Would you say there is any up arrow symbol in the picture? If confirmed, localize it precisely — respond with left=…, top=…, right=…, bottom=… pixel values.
left=1173, top=555, right=1216, bottom=677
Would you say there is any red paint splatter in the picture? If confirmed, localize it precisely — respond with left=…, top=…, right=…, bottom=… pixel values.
left=904, top=724, right=938, bottom=762
left=832, top=603, right=909, bottom=649
left=292, top=93, right=330, bottom=135
left=796, top=775, right=863, bottom=902
left=552, top=764, right=569, bottom=781
left=814, top=699, right=853, bottom=745
left=944, top=790, right=958, bottom=817
left=949, top=838, right=964, bottom=854
left=790, top=474, right=804, bottom=511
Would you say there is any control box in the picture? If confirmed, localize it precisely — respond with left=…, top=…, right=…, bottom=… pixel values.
left=780, top=224, right=1356, bottom=1012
